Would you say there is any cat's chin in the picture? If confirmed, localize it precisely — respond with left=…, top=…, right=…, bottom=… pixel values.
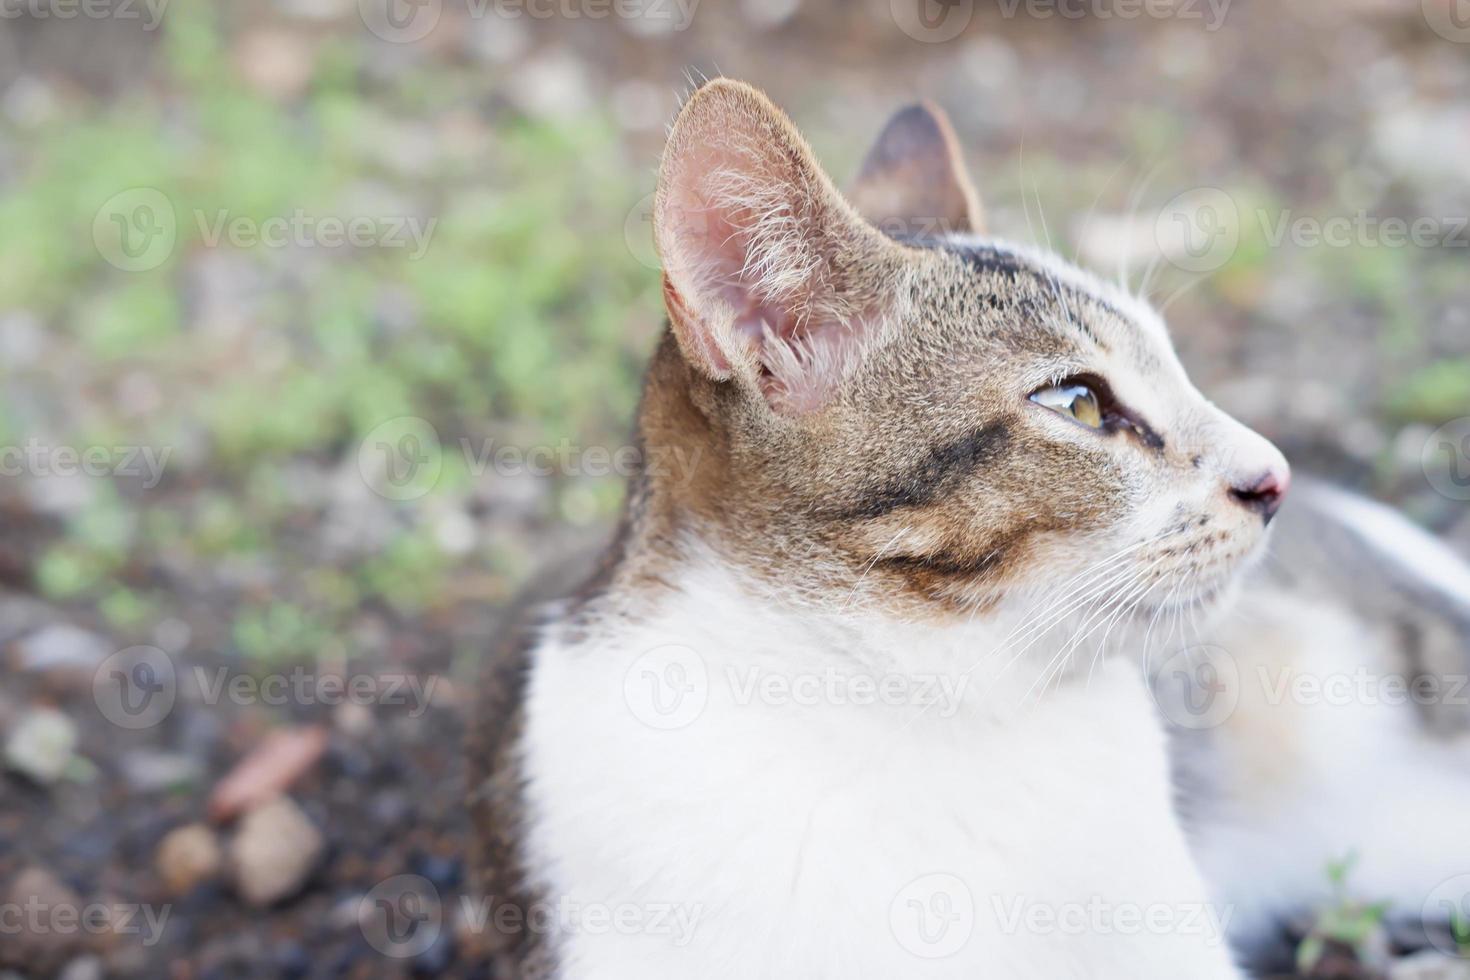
left=1144, top=573, right=1245, bottom=618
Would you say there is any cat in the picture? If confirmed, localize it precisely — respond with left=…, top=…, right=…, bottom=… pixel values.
left=468, top=77, right=1293, bottom=979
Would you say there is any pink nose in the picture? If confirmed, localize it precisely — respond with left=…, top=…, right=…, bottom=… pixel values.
left=1229, top=465, right=1290, bottom=523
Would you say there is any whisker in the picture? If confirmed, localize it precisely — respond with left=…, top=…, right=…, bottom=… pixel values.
left=837, top=526, right=912, bottom=615
left=1027, top=556, right=1167, bottom=704
left=1073, top=154, right=1132, bottom=268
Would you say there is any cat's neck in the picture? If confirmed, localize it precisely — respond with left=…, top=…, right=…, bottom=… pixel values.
left=574, top=536, right=1125, bottom=723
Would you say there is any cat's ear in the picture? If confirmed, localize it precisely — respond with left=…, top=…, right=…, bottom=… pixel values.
left=849, top=102, right=984, bottom=237
left=654, top=79, right=904, bottom=414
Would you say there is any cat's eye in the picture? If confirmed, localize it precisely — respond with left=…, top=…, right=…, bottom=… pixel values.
left=1031, top=383, right=1104, bottom=429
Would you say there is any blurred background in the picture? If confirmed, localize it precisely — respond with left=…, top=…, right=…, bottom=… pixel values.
left=0, top=0, right=1467, bottom=976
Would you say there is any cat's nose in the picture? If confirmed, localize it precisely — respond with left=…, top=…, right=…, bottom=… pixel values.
left=1228, top=465, right=1290, bottom=523
left=1207, top=408, right=1291, bottom=524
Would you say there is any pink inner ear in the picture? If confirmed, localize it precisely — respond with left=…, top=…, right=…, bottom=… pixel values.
left=689, top=207, right=861, bottom=412
left=660, top=138, right=879, bottom=413
left=666, top=156, right=794, bottom=345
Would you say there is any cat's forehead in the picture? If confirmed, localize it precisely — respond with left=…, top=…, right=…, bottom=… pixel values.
left=914, top=234, right=1174, bottom=370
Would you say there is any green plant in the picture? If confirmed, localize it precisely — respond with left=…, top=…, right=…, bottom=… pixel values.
left=1295, top=853, right=1391, bottom=974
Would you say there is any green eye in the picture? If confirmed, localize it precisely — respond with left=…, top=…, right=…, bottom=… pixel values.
left=1031, top=383, right=1104, bottom=429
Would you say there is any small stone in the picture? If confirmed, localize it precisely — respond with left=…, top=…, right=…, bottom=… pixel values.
left=285, top=0, right=356, bottom=17
left=0, top=594, right=55, bottom=648
left=15, top=625, right=109, bottom=681
left=121, top=750, right=203, bottom=793
left=157, top=824, right=222, bottom=896
left=464, top=13, right=528, bottom=63
left=1373, top=107, right=1470, bottom=188
left=25, top=470, right=95, bottom=516
left=229, top=797, right=325, bottom=907
left=329, top=892, right=365, bottom=930
left=5, top=867, right=86, bottom=969
left=0, top=312, right=44, bottom=368
left=1074, top=213, right=1164, bottom=274
left=1, top=75, right=57, bottom=127
left=334, top=701, right=374, bottom=738
left=433, top=507, right=477, bottom=556
left=368, top=790, right=410, bottom=827
left=58, top=956, right=104, bottom=980
left=1390, top=949, right=1470, bottom=980
left=4, top=707, right=79, bottom=785
left=234, top=29, right=316, bottom=102
left=504, top=50, right=590, bottom=120
left=151, top=617, right=193, bottom=654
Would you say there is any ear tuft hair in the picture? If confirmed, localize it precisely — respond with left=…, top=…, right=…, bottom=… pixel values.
left=654, top=79, right=905, bottom=414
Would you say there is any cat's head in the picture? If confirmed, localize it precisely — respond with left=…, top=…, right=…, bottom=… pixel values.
left=641, top=79, right=1287, bottom=623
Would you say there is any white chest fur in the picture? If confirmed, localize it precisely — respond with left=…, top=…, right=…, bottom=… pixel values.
left=519, top=563, right=1242, bottom=979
